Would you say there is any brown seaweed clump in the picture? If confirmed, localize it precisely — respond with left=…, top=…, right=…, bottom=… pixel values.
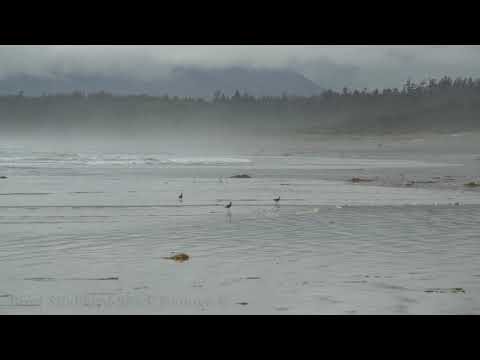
left=464, top=182, right=480, bottom=188
left=164, top=253, right=190, bottom=262
left=425, top=288, right=466, bottom=294
left=350, top=177, right=374, bottom=183
left=230, top=174, right=252, bottom=179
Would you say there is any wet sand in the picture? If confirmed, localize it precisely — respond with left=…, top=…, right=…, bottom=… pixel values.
left=1, top=132, right=480, bottom=314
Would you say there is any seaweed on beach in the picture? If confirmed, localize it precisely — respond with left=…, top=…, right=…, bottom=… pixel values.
left=163, top=253, right=190, bottom=262
left=230, top=174, right=252, bottom=179
left=350, top=177, right=374, bottom=183
left=425, top=288, right=466, bottom=294
left=412, top=180, right=438, bottom=184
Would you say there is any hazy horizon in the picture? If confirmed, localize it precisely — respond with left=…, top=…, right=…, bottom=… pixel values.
left=2, top=45, right=480, bottom=92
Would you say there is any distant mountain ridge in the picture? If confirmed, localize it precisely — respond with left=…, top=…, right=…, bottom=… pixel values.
left=0, top=67, right=323, bottom=98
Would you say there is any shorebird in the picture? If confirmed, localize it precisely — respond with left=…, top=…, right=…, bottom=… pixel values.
left=225, top=202, right=232, bottom=209
left=274, top=196, right=281, bottom=204
left=178, top=193, right=183, bottom=201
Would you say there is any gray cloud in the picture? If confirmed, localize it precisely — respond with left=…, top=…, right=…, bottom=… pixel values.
left=1, top=45, right=480, bottom=89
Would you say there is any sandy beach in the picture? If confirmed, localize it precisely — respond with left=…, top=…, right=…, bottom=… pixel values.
left=1, top=132, right=480, bottom=314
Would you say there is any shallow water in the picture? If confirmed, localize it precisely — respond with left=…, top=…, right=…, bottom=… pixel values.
left=1, top=134, right=480, bottom=314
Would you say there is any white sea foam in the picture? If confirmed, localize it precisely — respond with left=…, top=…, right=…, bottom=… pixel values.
left=0, top=153, right=253, bottom=167
left=165, top=157, right=252, bottom=166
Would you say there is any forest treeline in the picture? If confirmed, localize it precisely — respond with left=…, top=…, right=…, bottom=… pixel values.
left=1, top=76, right=480, bottom=135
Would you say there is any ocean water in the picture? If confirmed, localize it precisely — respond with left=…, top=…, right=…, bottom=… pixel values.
left=1, top=134, right=480, bottom=314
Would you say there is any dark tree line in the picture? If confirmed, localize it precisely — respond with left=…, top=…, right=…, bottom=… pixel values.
left=1, top=76, right=480, bottom=135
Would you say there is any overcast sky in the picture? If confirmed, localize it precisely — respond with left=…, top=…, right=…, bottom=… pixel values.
left=1, top=45, right=479, bottom=89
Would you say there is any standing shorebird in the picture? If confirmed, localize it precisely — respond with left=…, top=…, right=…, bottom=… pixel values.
left=274, top=196, right=281, bottom=204
left=225, top=201, right=232, bottom=223
left=178, top=193, right=183, bottom=201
